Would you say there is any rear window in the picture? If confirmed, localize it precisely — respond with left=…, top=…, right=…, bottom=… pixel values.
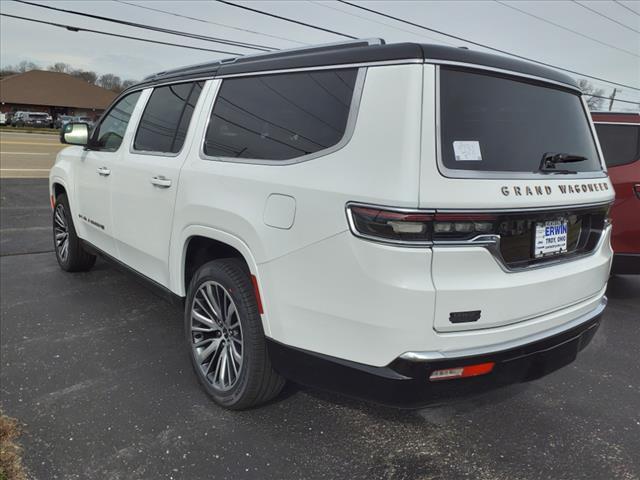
left=594, top=123, right=640, bottom=167
left=203, top=68, right=358, bottom=161
left=439, top=68, right=601, bottom=174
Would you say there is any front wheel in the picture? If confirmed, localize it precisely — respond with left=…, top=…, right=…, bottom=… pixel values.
left=185, top=259, right=285, bottom=409
left=53, top=193, right=96, bottom=272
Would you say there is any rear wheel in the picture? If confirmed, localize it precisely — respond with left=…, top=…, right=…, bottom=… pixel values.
left=185, top=259, right=284, bottom=409
left=53, top=193, right=96, bottom=272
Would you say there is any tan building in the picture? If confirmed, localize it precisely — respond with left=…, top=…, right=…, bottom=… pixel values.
left=0, top=70, right=118, bottom=121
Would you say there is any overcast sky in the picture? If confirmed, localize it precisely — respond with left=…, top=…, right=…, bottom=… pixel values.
left=1, top=0, right=638, bottom=110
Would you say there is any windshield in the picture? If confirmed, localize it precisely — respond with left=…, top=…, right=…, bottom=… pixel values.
left=439, top=67, right=601, bottom=174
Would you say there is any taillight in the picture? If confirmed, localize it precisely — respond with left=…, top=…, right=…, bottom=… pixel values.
left=346, top=204, right=497, bottom=245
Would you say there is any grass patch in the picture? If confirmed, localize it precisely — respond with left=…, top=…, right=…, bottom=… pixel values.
left=0, top=412, right=28, bottom=480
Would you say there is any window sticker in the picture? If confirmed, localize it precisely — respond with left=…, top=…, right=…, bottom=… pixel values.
left=453, top=141, right=482, bottom=161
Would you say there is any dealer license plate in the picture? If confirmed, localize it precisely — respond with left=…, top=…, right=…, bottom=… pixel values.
left=534, top=219, right=568, bottom=258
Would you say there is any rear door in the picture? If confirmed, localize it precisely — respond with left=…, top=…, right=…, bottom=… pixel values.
left=420, top=64, right=614, bottom=332
left=110, top=81, right=205, bottom=287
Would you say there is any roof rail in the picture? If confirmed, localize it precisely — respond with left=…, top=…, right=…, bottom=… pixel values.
left=143, top=38, right=385, bottom=80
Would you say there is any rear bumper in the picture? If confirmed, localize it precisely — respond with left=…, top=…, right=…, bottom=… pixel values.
left=611, top=253, right=640, bottom=275
left=268, top=297, right=606, bottom=408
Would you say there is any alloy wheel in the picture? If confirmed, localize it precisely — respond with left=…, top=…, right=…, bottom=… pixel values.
left=190, top=281, right=244, bottom=391
left=54, top=203, right=69, bottom=263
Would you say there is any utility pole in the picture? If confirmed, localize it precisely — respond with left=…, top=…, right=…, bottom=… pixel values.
left=608, top=88, right=617, bottom=111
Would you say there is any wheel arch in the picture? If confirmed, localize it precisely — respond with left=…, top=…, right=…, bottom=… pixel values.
left=173, top=226, right=270, bottom=335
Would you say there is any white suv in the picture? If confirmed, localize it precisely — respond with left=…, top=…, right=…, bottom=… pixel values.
left=50, top=40, right=613, bottom=409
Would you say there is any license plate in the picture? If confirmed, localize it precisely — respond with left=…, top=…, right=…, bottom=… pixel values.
left=534, top=219, right=568, bottom=258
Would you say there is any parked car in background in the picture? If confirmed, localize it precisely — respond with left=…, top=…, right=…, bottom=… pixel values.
left=51, top=40, right=613, bottom=409
left=12, top=111, right=52, bottom=128
left=593, top=112, right=640, bottom=274
left=55, top=115, right=74, bottom=129
left=73, top=115, right=94, bottom=128
left=0, top=112, right=6, bottom=125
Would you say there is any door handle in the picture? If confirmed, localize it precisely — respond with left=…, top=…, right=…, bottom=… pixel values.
left=150, top=176, right=172, bottom=188
left=96, top=166, right=111, bottom=176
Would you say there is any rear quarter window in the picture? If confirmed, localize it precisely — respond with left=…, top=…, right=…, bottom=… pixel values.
left=203, top=68, right=359, bottom=162
left=594, top=123, right=640, bottom=167
left=439, top=68, right=602, bottom=174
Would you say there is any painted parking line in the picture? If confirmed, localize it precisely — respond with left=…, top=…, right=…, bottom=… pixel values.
left=0, top=152, right=51, bottom=155
left=0, top=141, right=61, bottom=145
left=0, top=168, right=51, bottom=172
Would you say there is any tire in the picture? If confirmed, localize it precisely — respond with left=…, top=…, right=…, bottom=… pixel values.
left=185, top=258, right=285, bottom=410
left=53, top=193, right=96, bottom=272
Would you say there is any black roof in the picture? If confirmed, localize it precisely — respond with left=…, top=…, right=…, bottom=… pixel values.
left=135, top=39, right=578, bottom=91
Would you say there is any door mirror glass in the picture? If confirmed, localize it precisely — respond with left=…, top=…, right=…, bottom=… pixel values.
left=61, top=122, right=89, bottom=146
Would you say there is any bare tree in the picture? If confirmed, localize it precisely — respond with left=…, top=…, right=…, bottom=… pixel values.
left=120, top=79, right=138, bottom=90
left=577, top=79, right=605, bottom=110
left=71, top=69, right=98, bottom=85
left=48, top=62, right=71, bottom=73
left=16, top=60, right=39, bottom=73
left=98, top=73, right=122, bottom=92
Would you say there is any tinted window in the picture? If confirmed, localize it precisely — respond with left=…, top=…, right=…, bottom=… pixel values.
left=440, top=68, right=601, bottom=173
left=134, top=82, right=203, bottom=153
left=94, top=91, right=141, bottom=151
left=204, top=69, right=358, bottom=161
left=595, top=124, right=640, bottom=167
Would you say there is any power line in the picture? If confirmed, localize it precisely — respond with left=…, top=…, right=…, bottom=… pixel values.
left=495, top=0, right=639, bottom=58
left=588, top=94, right=640, bottom=106
left=14, top=0, right=275, bottom=51
left=573, top=0, right=640, bottom=34
left=614, top=0, right=640, bottom=17
left=216, top=0, right=357, bottom=40
left=0, top=13, right=243, bottom=55
left=114, top=0, right=307, bottom=46
left=308, top=0, right=458, bottom=47
left=337, top=0, right=640, bottom=92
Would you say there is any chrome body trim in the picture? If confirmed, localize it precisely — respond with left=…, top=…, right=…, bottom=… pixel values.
left=434, top=225, right=611, bottom=273
left=399, top=296, right=607, bottom=361
left=198, top=68, right=368, bottom=166
left=593, top=121, right=640, bottom=126
left=433, top=65, right=607, bottom=180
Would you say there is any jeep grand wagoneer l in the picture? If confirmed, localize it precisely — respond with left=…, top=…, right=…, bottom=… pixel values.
left=50, top=40, right=613, bottom=409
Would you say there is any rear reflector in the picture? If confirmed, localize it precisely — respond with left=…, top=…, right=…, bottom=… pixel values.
left=250, top=274, right=264, bottom=315
left=429, top=362, right=495, bottom=381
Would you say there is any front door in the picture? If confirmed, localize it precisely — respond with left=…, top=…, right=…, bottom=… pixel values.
left=111, top=81, right=206, bottom=287
left=74, top=91, right=142, bottom=255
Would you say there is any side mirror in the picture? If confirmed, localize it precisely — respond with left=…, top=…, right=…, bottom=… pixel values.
left=60, top=122, right=89, bottom=146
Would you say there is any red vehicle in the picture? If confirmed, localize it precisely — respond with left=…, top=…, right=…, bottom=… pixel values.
left=592, top=112, right=640, bottom=274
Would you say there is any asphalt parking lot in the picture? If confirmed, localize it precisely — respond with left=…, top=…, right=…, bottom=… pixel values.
left=1, top=177, right=639, bottom=480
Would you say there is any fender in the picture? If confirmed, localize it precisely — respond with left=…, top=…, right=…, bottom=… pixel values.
left=171, top=225, right=272, bottom=336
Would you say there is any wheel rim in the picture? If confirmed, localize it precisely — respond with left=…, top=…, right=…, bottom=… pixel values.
left=54, top=203, right=69, bottom=263
left=190, top=281, right=243, bottom=391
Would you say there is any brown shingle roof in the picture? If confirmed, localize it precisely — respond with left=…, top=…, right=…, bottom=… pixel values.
left=0, top=70, right=117, bottom=110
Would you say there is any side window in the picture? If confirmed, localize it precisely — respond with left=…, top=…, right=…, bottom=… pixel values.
left=134, top=82, right=204, bottom=154
left=595, top=124, right=640, bottom=167
left=203, top=68, right=359, bottom=161
left=94, top=91, right=141, bottom=151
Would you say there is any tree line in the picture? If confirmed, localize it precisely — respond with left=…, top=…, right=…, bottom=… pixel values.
left=0, top=60, right=137, bottom=93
